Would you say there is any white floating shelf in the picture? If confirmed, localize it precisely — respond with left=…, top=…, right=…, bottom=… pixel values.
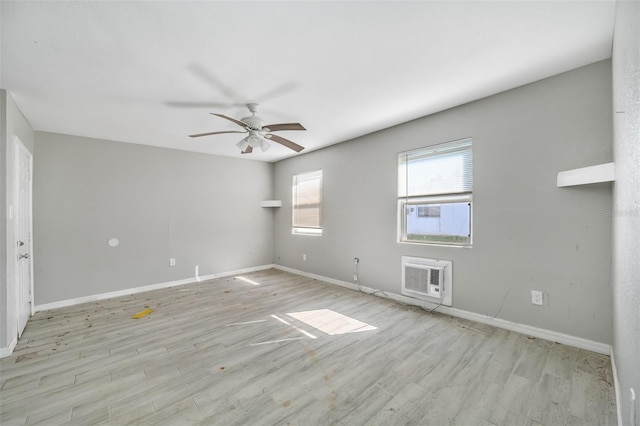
left=260, top=200, right=282, bottom=208
left=557, top=162, right=615, bottom=187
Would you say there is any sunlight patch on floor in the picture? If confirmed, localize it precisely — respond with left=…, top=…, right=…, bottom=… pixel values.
left=286, top=309, right=377, bottom=335
left=249, top=337, right=306, bottom=346
left=235, top=276, right=261, bottom=286
left=271, top=314, right=317, bottom=339
left=226, top=319, right=267, bottom=327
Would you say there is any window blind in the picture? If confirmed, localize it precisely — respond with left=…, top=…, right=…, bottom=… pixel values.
left=399, top=138, right=472, bottom=197
left=293, top=170, right=322, bottom=230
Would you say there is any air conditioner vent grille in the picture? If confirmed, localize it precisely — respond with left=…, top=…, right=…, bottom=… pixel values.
left=401, top=257, right=452, bottom=306
left=405, top=265, right=443, bottom=294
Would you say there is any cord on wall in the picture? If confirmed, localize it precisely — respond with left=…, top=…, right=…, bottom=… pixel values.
left=353, top=257, right=359, bottom=283
left=353, top=257, right=391, bottom=298
left=422, top=300, right=444, bottom=314
left=352, top=256, right=441, bottom=313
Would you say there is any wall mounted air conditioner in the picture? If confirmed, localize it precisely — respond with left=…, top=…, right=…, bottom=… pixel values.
left=401, top=256, right=452, bottom=307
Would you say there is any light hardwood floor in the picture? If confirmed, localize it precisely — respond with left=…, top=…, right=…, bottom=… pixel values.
left=0, top=269, right=617, bottom=425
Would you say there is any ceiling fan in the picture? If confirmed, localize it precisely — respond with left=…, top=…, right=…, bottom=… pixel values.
left=189, top=103, right=305, bottom=154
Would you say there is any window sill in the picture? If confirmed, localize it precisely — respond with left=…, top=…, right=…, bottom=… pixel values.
left=292, top=229, right=323, bottom=237
left=397, top=240, right=472, bottom=248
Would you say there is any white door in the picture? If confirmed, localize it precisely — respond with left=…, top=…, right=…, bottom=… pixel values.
left=15, top=138, right=33, bottom=337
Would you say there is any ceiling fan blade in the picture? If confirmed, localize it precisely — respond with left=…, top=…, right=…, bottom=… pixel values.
left=189, top=130, right=246, bottom=138
left=188, top=64, right=244, bottom=100
left=242, top=146, right=253, bottom=154
left=254, top=81, right=300, bottom=103
left=266, top=134, right=305, bottom=152
left=211, top=113, right=247, bottom=128
left=264, top=123, right=306, bottom=132
left=167, top=101, right=232, bottom=108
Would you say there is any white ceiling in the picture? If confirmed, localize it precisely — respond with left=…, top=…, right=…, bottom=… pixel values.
left=1, top=1, right=616, bottom=162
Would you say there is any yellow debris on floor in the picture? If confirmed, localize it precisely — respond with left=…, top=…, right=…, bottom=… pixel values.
left=131, top=308, right=153, bottom=319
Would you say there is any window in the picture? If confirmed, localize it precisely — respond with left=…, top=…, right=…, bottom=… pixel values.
left=292, top=170, right=322, bottom=235
left=398, top=138, right=472, bottom=245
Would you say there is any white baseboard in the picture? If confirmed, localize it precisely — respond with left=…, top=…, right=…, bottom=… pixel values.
left=274, top=265, right=611, bottom=355
left=29, top=263, right=611, bottom=356
left=34, top=264, right=276, bottom=313
left=610, top=347, right=623, bottom=426
left=0, top=336, right=18, bottom=358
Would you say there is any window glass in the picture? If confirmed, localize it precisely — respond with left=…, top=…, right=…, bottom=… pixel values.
left=405, top=202, right=471, bottom=244
left=292, top=170, right=322, bottom=235
left=399, top=139, right=472, bottom=245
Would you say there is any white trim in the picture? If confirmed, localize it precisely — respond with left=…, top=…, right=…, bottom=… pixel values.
left=440, top=305, right=610, bottom=355
left=34, top=264, right=275, bottom=312
left=611, top=347, right=623, bottom=426
left=557, top=162, right=615, bottom=187
left=275, top=265, right=361, bottom=291
left=0, top=336, right=18, bottom=358
left=274, top=265, right=611, bottom=355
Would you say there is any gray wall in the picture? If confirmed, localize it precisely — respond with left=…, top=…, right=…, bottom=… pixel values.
left=612, top=1, right=640, bottom=424
left=1, top=90, right=34, bottom=351
left=33, top=132, right=274, bottom=305
left=274, top=61, right=613, bottom=344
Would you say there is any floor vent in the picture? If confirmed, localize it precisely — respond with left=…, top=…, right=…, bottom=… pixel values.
left=401, top=256, right=452, bottom=306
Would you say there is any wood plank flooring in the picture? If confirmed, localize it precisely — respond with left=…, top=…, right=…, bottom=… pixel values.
left=0, top=269, right=617, bottom=425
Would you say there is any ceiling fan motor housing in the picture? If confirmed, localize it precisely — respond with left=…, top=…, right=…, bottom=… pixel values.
left=241, top=115, right=264, bottom=130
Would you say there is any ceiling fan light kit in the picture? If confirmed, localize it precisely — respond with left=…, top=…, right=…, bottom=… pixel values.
left=237, top=133, right=271, bottom=153
left=189, top=103, right=306, bottom=154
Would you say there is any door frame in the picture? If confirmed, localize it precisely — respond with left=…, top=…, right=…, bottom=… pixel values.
left=13, top=136, right=34, bottom=331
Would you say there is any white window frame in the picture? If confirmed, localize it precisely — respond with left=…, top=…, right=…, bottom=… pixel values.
left=292, top=170, right=323, bottom=236
left=398, top=138, right=473, bottom=246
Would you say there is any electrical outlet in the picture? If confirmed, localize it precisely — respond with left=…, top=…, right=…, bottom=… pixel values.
left=303, top=254, right=307, bottom=261
left=169, top=258, right=176, bottom=267
left=531, top=290, right=543, bottom=306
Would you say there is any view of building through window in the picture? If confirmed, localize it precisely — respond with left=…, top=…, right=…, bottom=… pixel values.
left=405, top=202, right=471, bottom=244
